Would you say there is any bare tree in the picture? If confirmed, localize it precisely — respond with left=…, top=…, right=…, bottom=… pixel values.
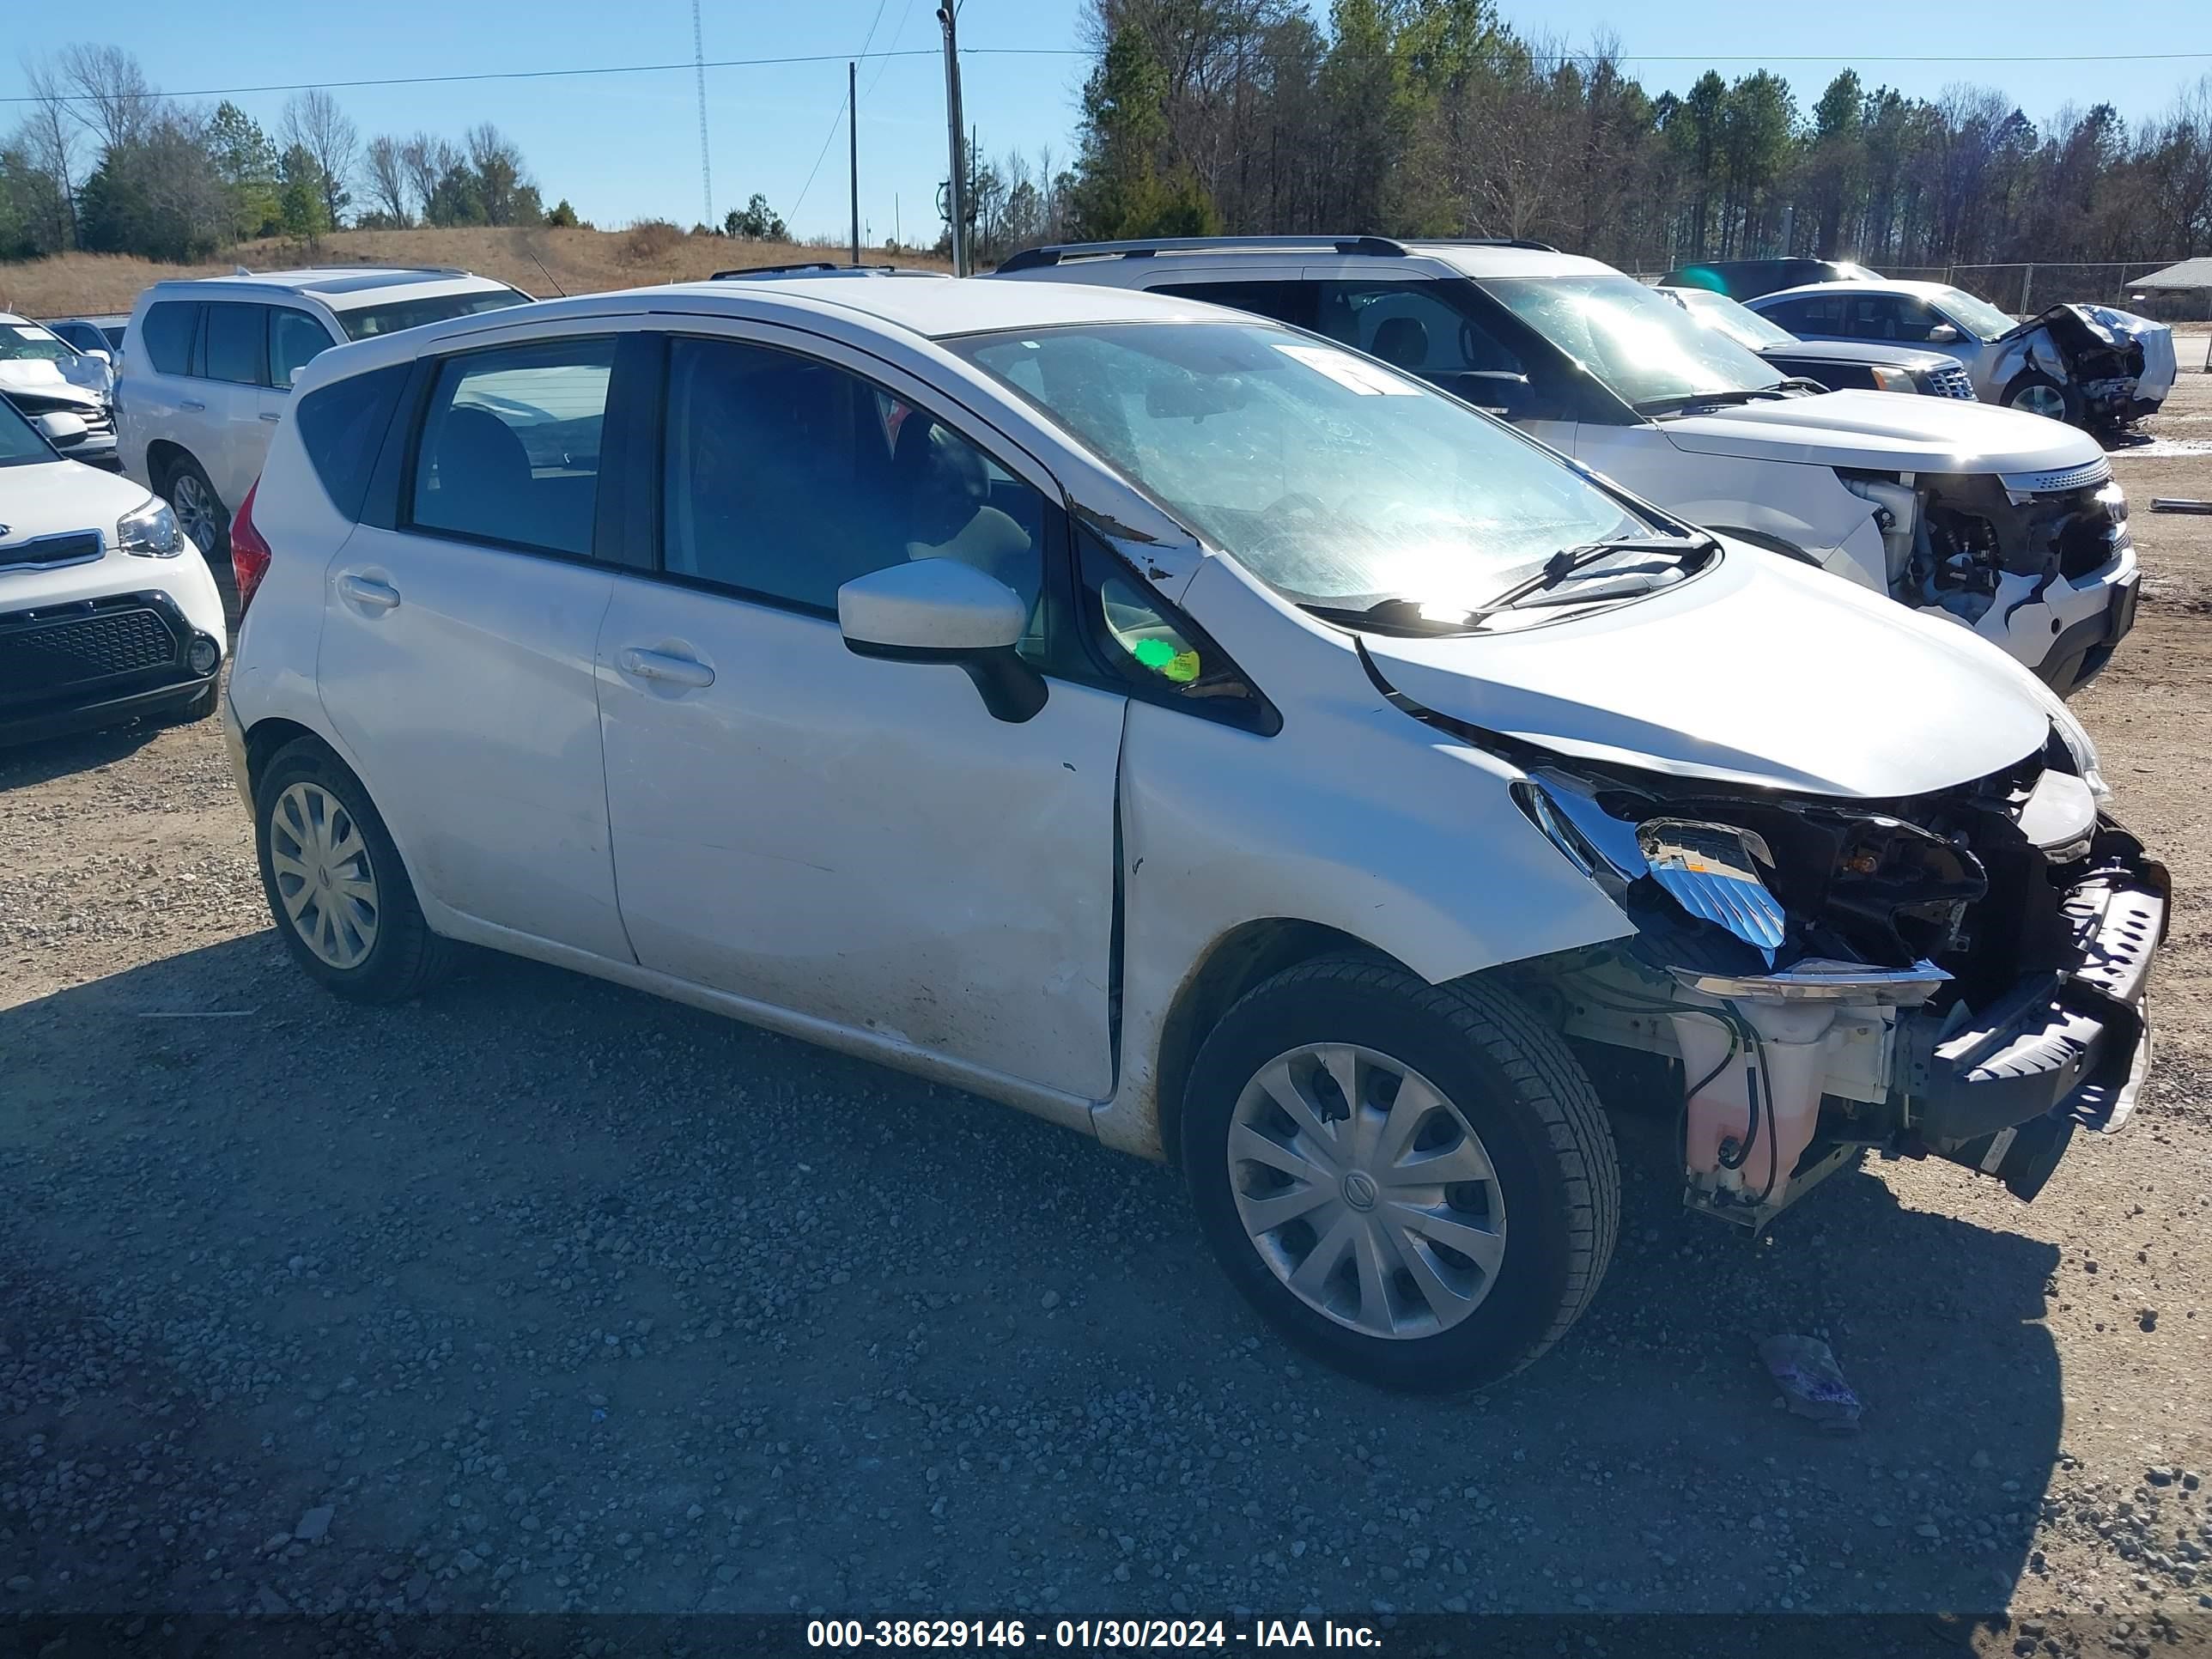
left=398, top=131, right=459, bottom=221
left=464, top=123, right=531, bottom=225
left=58, top=43, right=156, bottom=153
left=363, top=133, right=410, bottom=225
left=16, top=59, right=81, bottom=249
left=280, top=88, right=359, bottom=229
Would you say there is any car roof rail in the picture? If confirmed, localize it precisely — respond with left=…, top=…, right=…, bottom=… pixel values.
left=709, top=262, right=941, bottom=280
left=995, top=235, right=1420, bottom=272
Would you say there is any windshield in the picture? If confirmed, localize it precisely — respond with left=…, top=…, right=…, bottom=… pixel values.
left=948, top=320, right=1650, bottom=612
left=0, top=396, right=57, bottom=465
left=1931, top=286, right=2019, bottom=343
left=0, top=323, right=77, bottom=364
left=1668, top=287, right=1796, bottom=350
left=335, top=289, right=531, bottom=341
left=1482, top=274, right=1784, bottom=405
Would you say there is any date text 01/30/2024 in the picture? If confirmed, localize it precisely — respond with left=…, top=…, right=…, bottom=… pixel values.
left=805, top=1618, right=1384, bottom=1650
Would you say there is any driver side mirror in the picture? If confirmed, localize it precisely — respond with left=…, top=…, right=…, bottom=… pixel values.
left=84, top=346, right=113, bottom=367
left=838, top=558, right=1048, bottom=723
left=33, top=411, right=88, bottom=447
left=1437, top=369, right=1537, bottom=421
left=1925, top=323, right=1962, bottom=345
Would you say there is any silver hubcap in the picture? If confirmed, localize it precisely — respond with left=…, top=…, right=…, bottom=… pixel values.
left=2011, top=383, right=2067, bottom=421
left=268, top=782, right=379, bottom=969
left=170, top=473, right=221, bottom=550
left=1230, top=1042, right=1506, bottom=1340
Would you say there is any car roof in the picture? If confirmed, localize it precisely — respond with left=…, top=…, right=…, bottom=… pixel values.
left=1754, top=277, right=1957, bottom=303
left=1001, top=238, right=1623, bottom=284
left=137, top=267, right=516, bottom=306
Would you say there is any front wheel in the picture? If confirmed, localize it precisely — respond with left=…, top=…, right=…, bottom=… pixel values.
left=1182, top=958, right=1619, bottom=1393
left=161, top=455, right=229, bottom=563
left=2002, top=369, right=2080, bottom=426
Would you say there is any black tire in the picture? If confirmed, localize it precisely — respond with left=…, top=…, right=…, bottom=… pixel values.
left=253, top=738, right=455, bottom=1003
left=1181, top=957, right=1619, bottom=1393
left=158, top=452, right=229, bottom=563
left=2002, top=369, right=2080, bottom=427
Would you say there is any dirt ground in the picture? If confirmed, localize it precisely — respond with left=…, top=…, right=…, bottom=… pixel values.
left=3, top=352, right=2211, bottom=1651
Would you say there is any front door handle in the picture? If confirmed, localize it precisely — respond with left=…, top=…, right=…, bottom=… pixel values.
left=338, top=573, right=401, bottom=611
left=179, top=399, right=205, bottom=411
left=619, top=647, right=715, bottom=689
left=259, top=410, right=282, bottom=422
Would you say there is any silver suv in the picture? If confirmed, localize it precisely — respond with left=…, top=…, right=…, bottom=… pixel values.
left=117, top=267, right=529, bottom=558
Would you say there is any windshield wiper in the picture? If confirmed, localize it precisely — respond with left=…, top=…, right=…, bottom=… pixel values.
left=1632, top=387, right=1789, bottom=416
left=1298, top=596, right=1484, bottom=636
left=1473, top=532, right=1716, bottom=617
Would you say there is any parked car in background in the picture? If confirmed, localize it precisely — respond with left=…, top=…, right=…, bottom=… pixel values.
left=2, top=311, right=116, bottom=400
left=0, top=391, right=225, bottom=744
left=0, top=313, right=119, bottom=471
left=994, top=237, right=2136, bottom=694
left=118, top=267, right=531, bottom=558
left=223, top=273, right=2166, bottom=1392
left=1747, top=281, right=2177, bottom=431
left=1656, top=257, right=1881, bottom=301
left=47, top=315, right=130, bottom=357
left=1658, top=283, right=1977, bottom=399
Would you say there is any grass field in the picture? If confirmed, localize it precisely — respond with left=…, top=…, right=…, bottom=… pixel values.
left=0, top=225, right=950, bottom=318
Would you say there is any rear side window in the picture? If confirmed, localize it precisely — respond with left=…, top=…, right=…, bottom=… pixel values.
left=295, top=364, right=409, bottom=520
left=203, top=303, right=268, bottom=384
left=139, top=302, right=199, bottom=375
left=408, top=337, right=614, bottom=556
left=270, top=309, right=335, bottom=387
left=1154, top=280, right=1319, bottom=331
left=337, top=289, right=531, bottom=342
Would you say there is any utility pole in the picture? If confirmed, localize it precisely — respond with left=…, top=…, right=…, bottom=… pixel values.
left=691, top=0, right=713, bottom=228
left=937, top=3, right=969, bottom=276
left=848, top=60, right=861, bottom=267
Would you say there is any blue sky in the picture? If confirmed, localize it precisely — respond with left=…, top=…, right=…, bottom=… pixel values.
left=5, top=0, right=2209, bottom=245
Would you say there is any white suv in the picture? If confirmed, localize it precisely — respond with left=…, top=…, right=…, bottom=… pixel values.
left=224, top=275, right=2166, bottom=1391
left=117, top=267, right=529, bottom=560
left=994, top=238, right=2139, bottom=696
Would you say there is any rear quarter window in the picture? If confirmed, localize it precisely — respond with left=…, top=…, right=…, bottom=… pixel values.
left=139, top=302, right=200, bottom=375
left=295, top=363, right=410, bottom=520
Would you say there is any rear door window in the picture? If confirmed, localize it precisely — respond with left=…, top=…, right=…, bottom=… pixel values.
left=408, top=337, right=614, bottom=557
left=1153, top=280, right=1319, bottom=331
left=139, top=301, right=200, bottom=375
left=203, top=303, right=269, bottom=385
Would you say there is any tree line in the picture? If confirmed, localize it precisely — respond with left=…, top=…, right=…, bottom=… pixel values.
left=0, top=45, right=581, bottom=263
left=1043, top=0, right=2212, bottom=292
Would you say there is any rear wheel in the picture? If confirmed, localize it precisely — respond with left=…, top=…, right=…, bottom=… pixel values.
left=1181, top=957, right=1619, bottom=1392
left=161, top=454, right=228, bottom=563
left=253, top=738, right=454, bottom=1002
left=2002, top=370, right=2079, bottom=426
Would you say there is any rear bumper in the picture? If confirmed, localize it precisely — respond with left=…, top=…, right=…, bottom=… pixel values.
left=1912, top=834, right=2167, bottom=1146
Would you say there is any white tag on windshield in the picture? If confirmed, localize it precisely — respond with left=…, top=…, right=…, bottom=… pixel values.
left=1271, top=342, right=1419, bottom=396
left=12, top=326, right=48, bottom=341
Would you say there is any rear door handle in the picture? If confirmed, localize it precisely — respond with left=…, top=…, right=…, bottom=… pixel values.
left=619, top=647, right=715, bottom=689
left=179, top=399, right=205, bottom=411
left=259, top=410, right=281, bottom=422
left=337, top=574, right=401, bottom=611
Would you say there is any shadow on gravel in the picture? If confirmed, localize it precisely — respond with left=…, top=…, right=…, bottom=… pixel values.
left=0, top=935, right=2066, bottom=1621
left=0, top=719, right=171, bottom=791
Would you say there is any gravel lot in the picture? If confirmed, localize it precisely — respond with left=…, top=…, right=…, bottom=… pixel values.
left=4, top=358, right=2211, bottom=1650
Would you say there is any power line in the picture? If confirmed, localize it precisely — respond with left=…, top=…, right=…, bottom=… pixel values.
left=9, top=44, right=2209, bottom=105
left=791, top=0, right=890, bottom=222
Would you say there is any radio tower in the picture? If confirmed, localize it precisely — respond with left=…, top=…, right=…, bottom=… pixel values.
left=693, top=0, right=714, bottom=228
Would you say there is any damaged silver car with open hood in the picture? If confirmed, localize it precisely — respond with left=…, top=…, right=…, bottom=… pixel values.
left=1750, top=279, right=2178, bottom=434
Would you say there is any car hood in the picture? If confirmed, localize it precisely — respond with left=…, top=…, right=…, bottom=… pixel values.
left=1654, top=388, right=2103, bottom=474
left=0, top=454, right=149, bottom=538
left=1759, top=340, right=1958, bottom=372
left=1358, top=538, right=2051, bottom=799
left=0, top=362, right=101, bottom=406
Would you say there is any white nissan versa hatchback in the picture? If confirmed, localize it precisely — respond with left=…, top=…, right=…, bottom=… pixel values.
left=224, top=276, right=2168, bottom=1391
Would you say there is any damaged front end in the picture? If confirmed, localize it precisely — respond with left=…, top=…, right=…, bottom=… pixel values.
left=1508, top=733, right=2168, bottom=1230
left=1841, top=459, right=2137, bottom=695
left=1994, top=304, right=2164, bottom=432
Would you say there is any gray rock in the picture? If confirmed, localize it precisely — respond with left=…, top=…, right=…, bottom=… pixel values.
left=295, top=1506, right=334, bottom=1541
